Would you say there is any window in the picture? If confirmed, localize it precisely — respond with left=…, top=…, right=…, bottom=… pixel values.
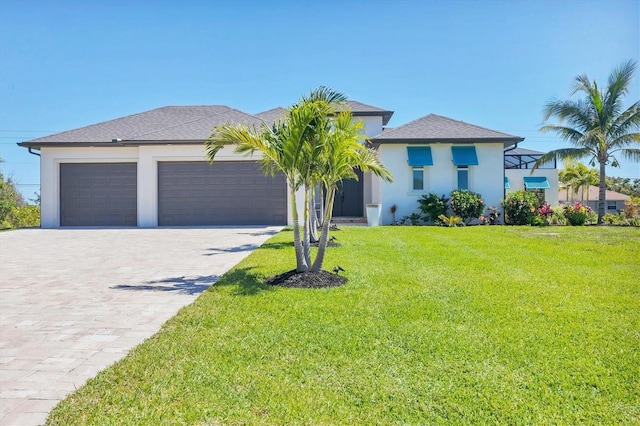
left=457, top=167, right=469, bottom=190
left=413, top=167, right=424, bottom=191
left=607, top=201, right=618, bottom=211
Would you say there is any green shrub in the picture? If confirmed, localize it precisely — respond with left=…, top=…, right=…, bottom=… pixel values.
left=547, top=207, right=567, bottom=226
left=417, top=193, right=449, bottom=224
left=400, top=213, right=423, bottom=226
left=12, top=205, right=40, bottom=228
left=449, top=190, right=484, bottom=224
left=502, top=190, right=540, bottom=225
left=563, top=202, right=592, bottom=226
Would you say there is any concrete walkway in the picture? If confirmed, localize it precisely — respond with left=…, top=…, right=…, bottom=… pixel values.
left=0, top=227, right=281, bottom=426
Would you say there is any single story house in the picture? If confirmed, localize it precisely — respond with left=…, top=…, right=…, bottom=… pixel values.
left=558, top=185, right=630, bottom=213
left=19, top=102, right=556, bottom=227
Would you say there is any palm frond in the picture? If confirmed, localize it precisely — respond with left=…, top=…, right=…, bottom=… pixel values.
left=619, top=148, right=640, bottom=162
left=531, top=148, right=592, bottom=171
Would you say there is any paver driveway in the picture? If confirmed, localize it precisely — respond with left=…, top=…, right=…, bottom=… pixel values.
left=0, top=227, right=281, bottom=426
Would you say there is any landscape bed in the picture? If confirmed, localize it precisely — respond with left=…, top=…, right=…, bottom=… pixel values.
left=47, top=226, right=640, bottom=425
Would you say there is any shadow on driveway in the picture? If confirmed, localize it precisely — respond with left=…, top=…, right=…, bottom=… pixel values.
left=111, top=275, right=220, bottom=295
left=203, top=244, right=259, bottom=256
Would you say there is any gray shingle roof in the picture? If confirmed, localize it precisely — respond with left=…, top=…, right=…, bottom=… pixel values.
left=254, top=107, right=287, bottom=126
left=338, top=101, right=393, bottom=125
left=20, top=106, right=263, bottom=147
left=256, top=101, right=394, bottom=126
left=372, top=113, right=523, bottom=143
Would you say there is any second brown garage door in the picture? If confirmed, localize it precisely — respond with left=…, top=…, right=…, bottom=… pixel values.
left=158, top=161, right=287, bottom=226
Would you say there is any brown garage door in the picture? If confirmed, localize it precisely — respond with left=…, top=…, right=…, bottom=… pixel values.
left=60, top=163, right=137, bottom=226
left=158, top=161, right=287, bottom=226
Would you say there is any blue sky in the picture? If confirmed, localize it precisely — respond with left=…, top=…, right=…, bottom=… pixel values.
left=1, top=0, right=638, bottom=198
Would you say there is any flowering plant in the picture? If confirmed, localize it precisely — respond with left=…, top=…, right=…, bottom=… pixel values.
left=563, top=202, right=592, bottom=226
left=538, top=203, right=553, bottom=217
left=450, top=190, right=485, bottom=224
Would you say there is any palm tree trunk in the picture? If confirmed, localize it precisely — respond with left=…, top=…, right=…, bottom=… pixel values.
left=290, top=184, right=308, bottom=272
left=598, top=162, right=606, bottom=224
left=302, top=184, right=311, bottom=268
left=309, top=184, right=319, bottom=243
left=311, top=185, right=336, bottom=272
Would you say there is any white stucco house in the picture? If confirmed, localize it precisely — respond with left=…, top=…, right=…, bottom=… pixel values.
left=19, top=101, right=557, bottom=227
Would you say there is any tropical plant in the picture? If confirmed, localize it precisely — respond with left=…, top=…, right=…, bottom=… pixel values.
left=417, top=193, right=449, bottom=224
left=437, top=214, right=464, bottom=227
left=400, top=212, right=423, bottom=226
left=502, top=190, right=540, bottom=225
left=558, top=160, right=599, bottom=202
left=310, top=110, right=392, bottom=271
left=563, top=202, right=592, bottom=226
left=206, top=87, right=392, bottom=274
left=449, top=190, right=484, bottom=224
left=533, top=60, right=640, bottom=223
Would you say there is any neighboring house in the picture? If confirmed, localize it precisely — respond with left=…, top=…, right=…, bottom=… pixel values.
left=558, top=185, right=630, bottom=213
left=504, top=147, right=559, bottom=207
left=20, top=102, right=549, bottom=228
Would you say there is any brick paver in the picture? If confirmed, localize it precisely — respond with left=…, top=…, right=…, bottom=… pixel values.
left=0, top=227, right=280, bottom=425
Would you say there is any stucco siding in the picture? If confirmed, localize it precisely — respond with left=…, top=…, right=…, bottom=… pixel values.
left=378, top=143, right=505, bottom=224
left=505, top=169, right=559, bottom=206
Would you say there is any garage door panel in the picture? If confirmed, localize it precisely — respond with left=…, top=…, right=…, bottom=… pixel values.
left=158, top=161, right=286, bottom=226
left=60, top=163, right=137, bottom=226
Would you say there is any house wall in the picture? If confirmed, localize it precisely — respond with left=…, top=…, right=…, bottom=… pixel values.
left=505, top=169, right=559, bottom=206
left=357, top=116, right=384, bottom=207
left=39, top=145, right=290, bottom=228
left=378, top=143, right=505, bottom=224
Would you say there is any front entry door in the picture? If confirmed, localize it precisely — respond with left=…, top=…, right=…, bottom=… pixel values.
left=332, top=169, right=364, bottom=217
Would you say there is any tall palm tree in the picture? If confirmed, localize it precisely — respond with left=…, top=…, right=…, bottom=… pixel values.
left=533, top=60, right=640, bottom=223
left=311, top=111, right=393, bottom=272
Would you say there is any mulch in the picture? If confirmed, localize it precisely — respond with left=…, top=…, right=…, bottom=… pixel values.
left=265, top=269, right=347, bottom=288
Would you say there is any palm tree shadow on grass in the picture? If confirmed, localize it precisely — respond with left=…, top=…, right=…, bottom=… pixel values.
left=258, top=241, right=294, bottom=250
left=213, top=266, right=275, bottom=296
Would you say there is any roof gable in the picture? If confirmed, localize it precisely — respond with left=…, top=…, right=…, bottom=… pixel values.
left=372, top=113, right=523, bottom=143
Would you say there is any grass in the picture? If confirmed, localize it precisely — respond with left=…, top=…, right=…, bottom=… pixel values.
left=47, top=226, right=639, bottom=425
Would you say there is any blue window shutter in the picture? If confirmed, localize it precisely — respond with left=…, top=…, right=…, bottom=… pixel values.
left=451, top=146, right=479, bottom=166
left=407, top=147, right=433, bottom=166
left=504, top=176, right=511, bottom=189
left=523, top=176, right=550, bottom=189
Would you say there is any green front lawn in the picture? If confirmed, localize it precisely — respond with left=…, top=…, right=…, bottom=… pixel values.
left=48, top=227, right=640, bottom=425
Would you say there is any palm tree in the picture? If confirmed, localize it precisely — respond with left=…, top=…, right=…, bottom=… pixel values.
left=310, top=111, right=393, bottom=272
left=206, top=87, right=391, bottom=275
left=559, top=160, right=599, bottom=202
left=533, top=60, right=640, bottom=223
left=206, top=101, right=320, bottom=272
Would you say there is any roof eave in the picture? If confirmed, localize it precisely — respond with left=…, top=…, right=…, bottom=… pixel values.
left=18, top=140, right=209, bottom=148
left=372, top=137, right=525, bottom=146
